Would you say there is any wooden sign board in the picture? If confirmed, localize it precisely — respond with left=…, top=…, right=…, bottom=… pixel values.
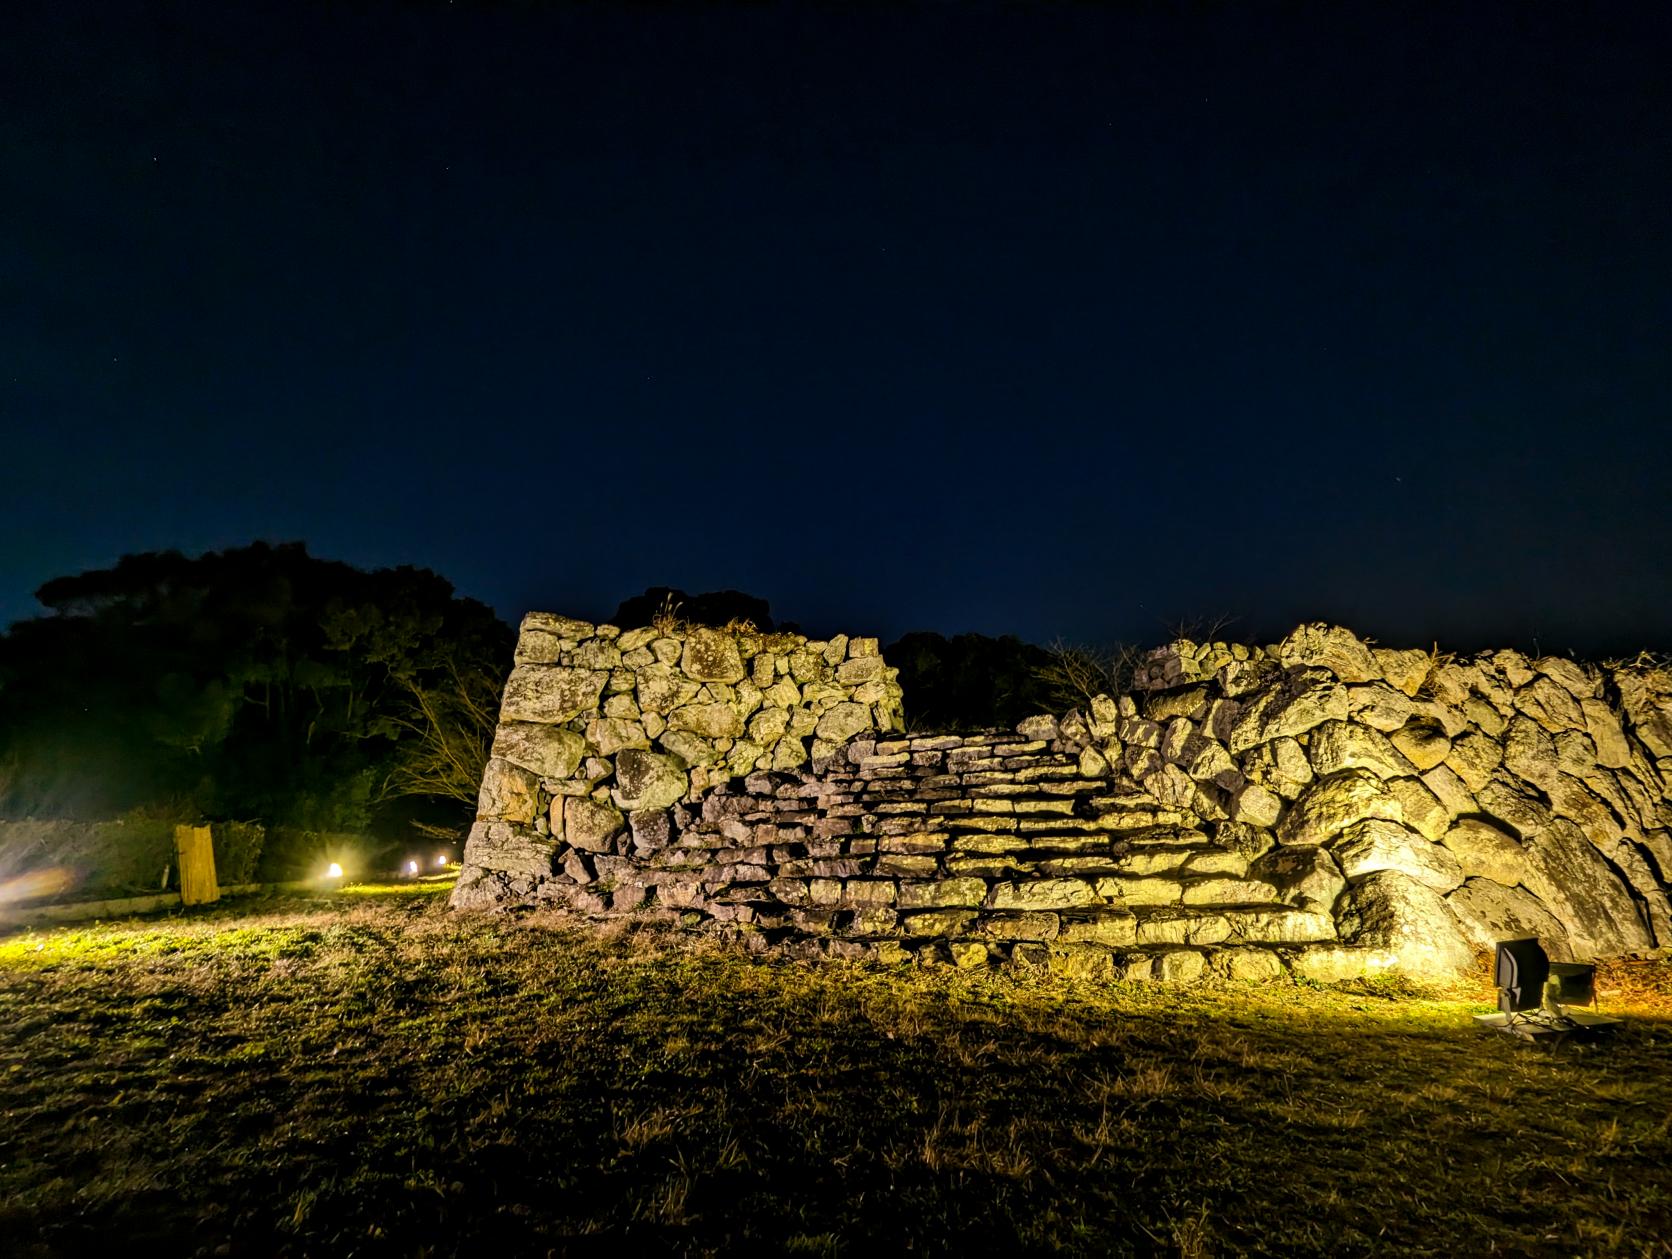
left=175, top=824, right=220, bottom=906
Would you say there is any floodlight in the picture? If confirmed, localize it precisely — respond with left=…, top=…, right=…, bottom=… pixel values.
left=1495, top=937, right=1548, bottom=1015
left=435, top=854, right=448, bottom=867
left=1474, top=937, right=1619, bottom=1042
left=325, top=862, right=343, bottom=879
left=1549, top=962, right=1596, bottom=1008
left=406, top=860, right=419, bottom=876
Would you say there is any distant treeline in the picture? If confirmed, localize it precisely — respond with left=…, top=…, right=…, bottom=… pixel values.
left=0, top=543, right=511, bottom=840
left=0, top=547, right=1109, bottom=842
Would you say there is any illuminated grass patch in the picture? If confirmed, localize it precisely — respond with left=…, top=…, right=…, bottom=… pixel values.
left=0, top=891, right=1668, bottom=1255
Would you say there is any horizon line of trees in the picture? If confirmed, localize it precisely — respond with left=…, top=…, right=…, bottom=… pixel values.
left=0, top=543, right=1148, bottom=840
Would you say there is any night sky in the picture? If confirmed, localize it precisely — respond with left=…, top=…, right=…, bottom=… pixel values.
left=5, top=3, right=1670, bottom=656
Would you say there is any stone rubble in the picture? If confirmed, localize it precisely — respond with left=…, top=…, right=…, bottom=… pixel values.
left=454, top=617, right=1672, bottom=981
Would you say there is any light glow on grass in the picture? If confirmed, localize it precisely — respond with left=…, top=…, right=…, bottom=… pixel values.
left=333, top=877, right=455, bottom=896
left=0, top=894, right=1667, bottom=1256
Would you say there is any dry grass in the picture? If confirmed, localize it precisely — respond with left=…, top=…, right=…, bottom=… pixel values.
left=1, top=888, right=1670, bottom=1256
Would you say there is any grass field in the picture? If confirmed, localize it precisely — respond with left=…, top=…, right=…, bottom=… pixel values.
left=1, top=884, right=1669, bottom=1257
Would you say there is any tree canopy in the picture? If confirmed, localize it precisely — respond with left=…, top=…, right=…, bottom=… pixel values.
left=0, top=543, right=512, bottom=837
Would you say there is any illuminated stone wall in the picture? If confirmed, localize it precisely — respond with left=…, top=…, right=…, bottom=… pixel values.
left=452, top=614, right=905, bottom=909
left=455, top=616, right=1672, bottom=981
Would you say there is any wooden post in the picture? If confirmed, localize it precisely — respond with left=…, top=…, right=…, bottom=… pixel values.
left=175, top=824, right=220, bottom=906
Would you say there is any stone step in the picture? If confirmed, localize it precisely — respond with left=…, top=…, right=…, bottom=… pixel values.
left=764, top=901, right=1336, bottom=951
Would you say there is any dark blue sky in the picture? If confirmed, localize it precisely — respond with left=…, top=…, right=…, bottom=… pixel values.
left=5, top=2, right=1670, bottom=654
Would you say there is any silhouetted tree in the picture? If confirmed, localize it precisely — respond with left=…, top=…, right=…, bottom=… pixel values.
left=0, top=543, right=512, bottom=837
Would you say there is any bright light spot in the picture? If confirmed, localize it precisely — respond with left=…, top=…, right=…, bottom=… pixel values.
left=406, top=861, right=419, bottom=876
left=435, top=854, right=448, bottom=867
left=325, top=863, right=343, bottom=879
left=0, top=868, right=75, bottom=906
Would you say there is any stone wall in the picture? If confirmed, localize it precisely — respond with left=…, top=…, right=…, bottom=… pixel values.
left=454, top=616, right=1672, bottom=981
left=453, top=614, right=905, bottom=909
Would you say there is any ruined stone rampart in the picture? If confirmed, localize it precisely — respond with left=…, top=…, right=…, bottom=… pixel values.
left=453, top=614, right=905, bottom=907
left=454, top=616, right=1672, bottom=981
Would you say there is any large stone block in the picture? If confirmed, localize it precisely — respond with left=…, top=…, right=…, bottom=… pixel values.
left=1238, top=736, right=1314, bottom=799
left=1287, top=944, right=1387, bottom=983
left=1446, top=731, right=1504, bottom=792
left=1514, top=675, right=1585, bottom=734
left=1155, top=950, right=1208, bottom=982
left=1179, top=877, right=1281, bottom=906
left=680, top=628, right=746, bottom=683
left=1385, top=775, right=1451, bottom=841
left=1225, top=782, right=1280, bottom=827
left=636, top=663, right=701, bottom=716
left=897, top=878, right=988, bottom=909
left=1217, top=947, right=1287, bottom=982
left=1347, top=682, right=1414, bottom=732
left=1277, top=770, right=1401, bottom=845
left=449, top=864, right=533, bottom=911
left=815, top=701, right=873, bottom=744
left=1057, top=910, right=1139, bottom=945
left=628, top=808, right=674, bottom=851
left=491, top=722, right=588, bottom=780
left=460, top=820, right=558, bottom=879
left=1439, top=817, right=1526, bottom=886
left=668, top=702, right=746, bottom=739
left=1249, top=845, right=1346, bottom=913
left=836, top=655, right=886, bottom=685
left=476, top=757, right=542, bottom=824
left=585, top=717, right=650, bottom=755
left=500, top=665, right=608, bottom=724
left=1308, top=720, right=1415, bottom=779
left=1332, top=819, right=1463, bottom=892
left=1132, top=911, right=1229, bottom=945
left=658, top=728, right=718, bottom=768
left=1518, top=817, right=1655, bottom=957
left=1229, top=669, right=1351, bottom=753
left=1372, top=647, right=1432, bottom=698
left=1220, top=906, right=1337, bottom=944
left=1389, top=720, right=1451, bottom=771
left=1275, top=623, right=1381, bottom=683
left=1502, top=715, right=1563, bottom=792
left=563, top=797, right=625, bottom=852
left=1335, top=869, right=1476, bottom=975
left=1044, top=944, right=1119, bottom=980
left=1445, top=878, right=1573, bottom=960
left=1420, top=764, right=1478, bottom=818
left=614, top=749, right=690, bottom=811
left=1092, top=876, right=1182, bottom=906
left=902, top=908, right=977, bottom=936
left=1581, top=697, right=1632, bottom=769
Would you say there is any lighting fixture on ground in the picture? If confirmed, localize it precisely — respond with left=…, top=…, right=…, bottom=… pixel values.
left=1474, top=937, right=1622, bottom=1042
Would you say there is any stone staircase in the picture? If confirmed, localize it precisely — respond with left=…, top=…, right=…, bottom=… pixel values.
left=559, top=729, right=1359, bottom=981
